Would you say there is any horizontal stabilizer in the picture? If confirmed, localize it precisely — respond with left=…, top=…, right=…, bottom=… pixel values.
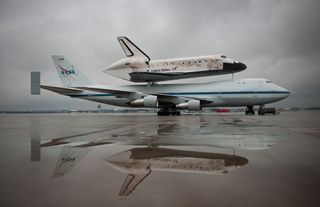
left=41, top=140, right=70, bottom=147
left=41, top=85, right=83, bottom=95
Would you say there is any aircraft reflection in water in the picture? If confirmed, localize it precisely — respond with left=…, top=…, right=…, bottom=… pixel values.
left=105, top=147, right=248, bottom=197
left=38, top=116, right=275, bottom=150
left=31, top=142, right=248, bottom=196
left=30, top=115, right=275, bottom=196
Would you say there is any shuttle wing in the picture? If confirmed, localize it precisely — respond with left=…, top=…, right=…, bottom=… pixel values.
left=129, top=71, right=184, bottom=82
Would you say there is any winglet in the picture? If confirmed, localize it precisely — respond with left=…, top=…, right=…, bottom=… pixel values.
left=117, top=36, right=150, bottom=61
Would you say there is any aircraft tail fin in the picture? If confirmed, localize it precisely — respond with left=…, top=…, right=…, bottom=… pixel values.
left=52, top=146, right=90, bottom=177
left=51, top=55, right=93, bottom=88
left=117, top=36, right=150, bottom=61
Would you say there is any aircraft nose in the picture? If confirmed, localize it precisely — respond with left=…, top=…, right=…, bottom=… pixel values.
left=283, top=89, right=290, bottom=98
left=238, top=62, right=247, bottom=70
left=276, top=85, right=290, bottom=99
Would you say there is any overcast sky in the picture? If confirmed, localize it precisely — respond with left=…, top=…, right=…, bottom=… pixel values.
left=0, top=0, right=319, bottom=110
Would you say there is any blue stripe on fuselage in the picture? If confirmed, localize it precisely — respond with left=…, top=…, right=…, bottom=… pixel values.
left=69, top=91, right=290, bottom=98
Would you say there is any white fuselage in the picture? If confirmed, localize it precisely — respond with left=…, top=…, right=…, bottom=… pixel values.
left=104, top=55, right=246, bottom=82
left=106, top=148, right=248, bottom=176
left=69, top=78, right=289, bottom=108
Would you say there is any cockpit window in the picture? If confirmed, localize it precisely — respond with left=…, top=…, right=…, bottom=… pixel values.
left=221, top=55, right=226, bottom=58
left=266, top=80, right=272, bottom=83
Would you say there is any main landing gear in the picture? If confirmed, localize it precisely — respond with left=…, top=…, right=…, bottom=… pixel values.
left=246, top=105, right=279, bottom=115
left=245, top=106, right=255, bottom=115
left=157, top=108, right=181, bottom=116
left=258, top=105, right=264, bottom=115
left=257, top=105, right=279, bottom=115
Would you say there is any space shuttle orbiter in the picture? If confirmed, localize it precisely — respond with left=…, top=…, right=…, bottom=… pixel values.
left=105, top=147, right=248, bottom=197
left=103, top=36, right=247, bottom=83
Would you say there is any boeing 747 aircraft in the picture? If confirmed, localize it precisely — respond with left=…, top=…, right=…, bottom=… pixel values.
left=31, top=55, right=289, bottom=115
left=103, top=36, right=247, bottom=83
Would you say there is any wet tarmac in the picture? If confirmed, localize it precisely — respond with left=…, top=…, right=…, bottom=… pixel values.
left=0, top=111, right=320, bottom=206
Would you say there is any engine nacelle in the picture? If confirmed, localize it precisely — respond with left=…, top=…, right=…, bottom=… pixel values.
left=130, top=95, right=158, bottom=108
left=176, top=100, right=201, bottom=111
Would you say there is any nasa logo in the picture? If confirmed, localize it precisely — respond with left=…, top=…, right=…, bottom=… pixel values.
left=59, top=65, right=76, bottom=75
left=59, top=156, right=76, bottom=167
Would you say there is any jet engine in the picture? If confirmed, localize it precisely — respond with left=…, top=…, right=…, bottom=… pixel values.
left=176, top=100, right=201, bottom=111
left=130, top=95, right=158, bottom=108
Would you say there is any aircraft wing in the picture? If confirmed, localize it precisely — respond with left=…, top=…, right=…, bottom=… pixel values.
left=78, top=86, right=144, bottom=100
left=77, top=86, right=135, bottom=96
left=147, top=92, right=213, bottom=105
left=79, top=86, right=213, bottom=104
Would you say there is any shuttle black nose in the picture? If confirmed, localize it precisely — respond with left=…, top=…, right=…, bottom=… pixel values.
left=238, top=62, right=247, bottom=70
left=223, top=61, right=247, bottom=73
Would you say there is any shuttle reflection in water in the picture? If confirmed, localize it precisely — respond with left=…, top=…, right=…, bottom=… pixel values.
left=105, top=147, right=248, bottom=197
left=32, top=136, right=250, bottom=197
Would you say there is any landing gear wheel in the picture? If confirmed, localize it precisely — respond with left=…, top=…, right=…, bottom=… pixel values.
left=170, top=109, right=181, bottom=116
left=245, top=106, right=255, bottom=115
left=258, top=105, right=265, bottom=115
left=157, top=108, right=181, bottom=116
left=157, top=108, right=170, bottom=116
left=159, top=111, right=170, bottom=116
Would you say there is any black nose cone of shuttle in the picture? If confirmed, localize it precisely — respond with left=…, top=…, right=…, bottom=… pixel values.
left=223, top=61, right=247, bottom=73
left=238, top=62, right=247, bottom=71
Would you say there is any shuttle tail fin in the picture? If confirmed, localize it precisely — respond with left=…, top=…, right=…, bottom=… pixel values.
left=117, top=36, right=150, bottom=62
left=51, top=55, right=93, bottom=88
left=119, top=171, right=151, bottom=197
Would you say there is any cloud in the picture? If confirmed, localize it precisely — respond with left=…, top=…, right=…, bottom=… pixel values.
left=0, top=0, right=319, bottom=110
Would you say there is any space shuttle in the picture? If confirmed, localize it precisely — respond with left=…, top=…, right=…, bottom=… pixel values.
left=104, top=36, right=247, bottom=83
left=105, top=147, right=248, bottom=197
